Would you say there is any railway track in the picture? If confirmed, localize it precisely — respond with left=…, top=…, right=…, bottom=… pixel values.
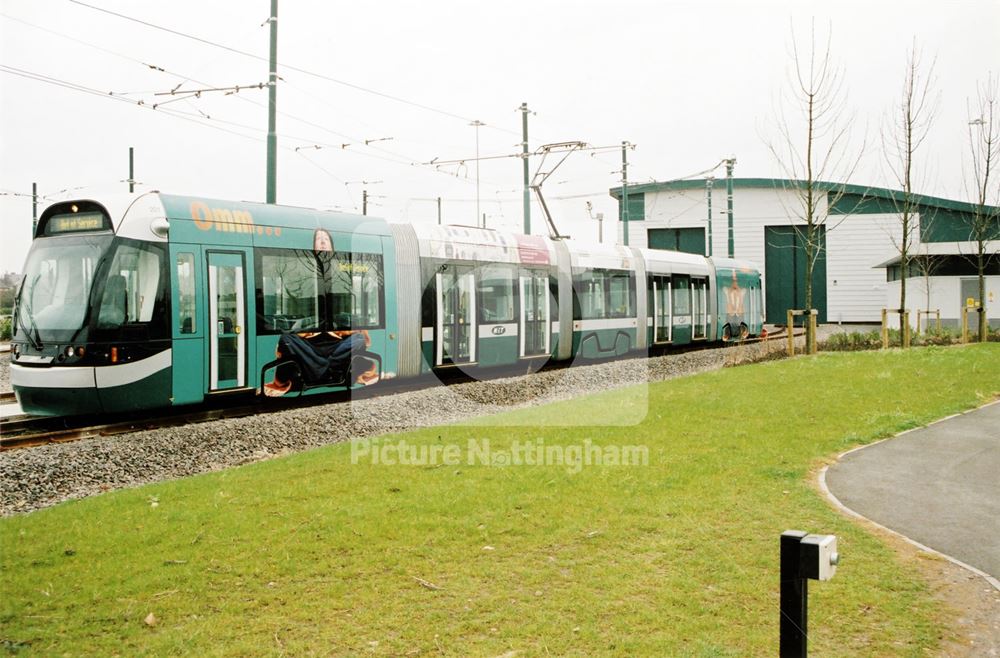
left=0, top=360, right=550, bottom=451
left=0, top=403, right=279, bottom=451
left=0, top=329, right=799, bottom=452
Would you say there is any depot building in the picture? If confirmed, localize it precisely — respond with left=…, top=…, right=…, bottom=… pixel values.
left=610, top=178, right=999, bottom=329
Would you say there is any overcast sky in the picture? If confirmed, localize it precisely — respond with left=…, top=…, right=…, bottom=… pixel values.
left=1, top=0, right=998, bottom=271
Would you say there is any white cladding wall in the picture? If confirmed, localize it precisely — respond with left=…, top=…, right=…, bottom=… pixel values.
left=619, top=186, right=911, bottom=322
left=887, top=276, right=1000, bottom=328
left=825, top=214, right=902, bottom=323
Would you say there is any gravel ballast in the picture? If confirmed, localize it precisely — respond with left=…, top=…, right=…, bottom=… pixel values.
left=0, top=340, right=791, bottom=515
left=0, top=353, right=10, bottom=394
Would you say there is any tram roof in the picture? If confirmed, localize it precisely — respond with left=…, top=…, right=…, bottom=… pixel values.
left=157, top=193, right=392, bottom=236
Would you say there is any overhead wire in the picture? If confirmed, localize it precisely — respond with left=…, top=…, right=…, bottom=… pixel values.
left=8, top=65, right=518, bottom=205
left=7, top=6, right=631, bottom=213
left=65, top=0, right=522, bottom=138
left=2, top=13, right=504, bottom=192
left=3, top=63, right=626, bottom=225
left=0, top=59, right=495, bottom=193
left=0, top=13, right=440, bottom=171
left=9, top=5, right=627, bottom=204
left=0, top=64, right=267, bottom=144
left=0, top=64, right=412, bottom=186
left=0, top=64, right=511, bottom=204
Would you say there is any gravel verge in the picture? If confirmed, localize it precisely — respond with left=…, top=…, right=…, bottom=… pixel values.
left=0, top=340, right=790, bottom=515
left=0, top=353, right=10, bottom=394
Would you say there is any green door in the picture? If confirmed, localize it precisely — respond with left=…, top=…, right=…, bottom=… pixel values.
left=207, top=251, right=247, bottom=389
left=764, top=226, right=827, bottom=323
left=169, top=245, right=205, bottom=405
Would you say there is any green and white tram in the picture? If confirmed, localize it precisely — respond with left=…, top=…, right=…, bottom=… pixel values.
left=11, top=193, right=764, bottom=416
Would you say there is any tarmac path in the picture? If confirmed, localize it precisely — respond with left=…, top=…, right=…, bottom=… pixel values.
left=825, top=401, right=1000, bottom=582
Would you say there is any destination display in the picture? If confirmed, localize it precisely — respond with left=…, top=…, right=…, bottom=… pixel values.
left=46, top=212, right=109, bottom=234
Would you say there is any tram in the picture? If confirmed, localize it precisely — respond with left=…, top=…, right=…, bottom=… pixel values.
left=10, top=193, right=764, bottom=415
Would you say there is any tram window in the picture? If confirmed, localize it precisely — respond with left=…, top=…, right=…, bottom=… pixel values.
left=255, top=249, right=384, bottom=332
left=608, top=272, right=635, bottom=318
left=574, top=270, right=606, bottom=320
left=97, top=243, right=164, bottom=327
left=673, top=278, right=691, bottom=315
left=549, top=278, right=559, bottom=320
left=177, top=252, right=196, bottom=333
left=258, top=250, right=321, bottom=332
left=19, top=241, right=101, bottom=336
left=340, top=252, right=383, bottom=329
left=94, top=240, right=170, bottom=339
left=574, top=269, right=634, bottom=320
left=421, top=272, right=436, bottom=328
left=478, top=265, right=515, bottom=323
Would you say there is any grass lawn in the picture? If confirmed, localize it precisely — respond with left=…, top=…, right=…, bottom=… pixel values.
left=2, top=345, right=999, bottom=656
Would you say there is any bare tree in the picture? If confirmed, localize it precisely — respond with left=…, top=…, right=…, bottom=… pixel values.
left=913, top=209, right=946, bottom=330
left=964, top=74, right=1000, bottom=342
left=764, top=20, right=865, bottom=349
left=881, top=41, right=939, bottom=336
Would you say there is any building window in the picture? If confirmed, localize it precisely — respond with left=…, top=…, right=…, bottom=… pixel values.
left=647, top=227, right=706, bottom=255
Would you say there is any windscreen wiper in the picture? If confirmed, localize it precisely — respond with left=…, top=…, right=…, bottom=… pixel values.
left=25, top=276, right=45, bottom=349
left=13, top=275, right=42, bottom=351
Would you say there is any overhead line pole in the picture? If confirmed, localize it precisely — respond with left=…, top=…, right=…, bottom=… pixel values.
left=706, top=177, right=714, bottom=257
left=470, top=120, right=484, bottom=227
left=725, top=157, right=736, bottom=258
left=521, top=103, right=530, bottom=234
left=128, top=147, right=135, bottom=193
left=265, top=0, right=278, bottom=204
left=31, top=182, right=38, bottom=236
left=621, top=141, right=630, bottom=246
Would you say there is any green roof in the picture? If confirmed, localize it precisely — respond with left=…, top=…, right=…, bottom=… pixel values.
left=608, top=178, right=999, bottom=216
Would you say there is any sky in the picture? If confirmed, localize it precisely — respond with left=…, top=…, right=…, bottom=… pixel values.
left=1, top=0, right=998, bottom=271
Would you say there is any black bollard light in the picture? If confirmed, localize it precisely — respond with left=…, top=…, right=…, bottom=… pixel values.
left=780, top=531, right=840, bottom=657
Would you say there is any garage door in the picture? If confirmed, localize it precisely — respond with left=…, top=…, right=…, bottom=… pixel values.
left=764, top=225, right=827, bottom=324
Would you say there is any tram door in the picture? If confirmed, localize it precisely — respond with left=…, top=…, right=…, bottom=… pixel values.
left=208, top=252, right=246, bottom=389
left=436, top=266, right=476, bottom=366
left=650, top=275, right=672, bottom=343
left=520, top=271, right=550, bottom=357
